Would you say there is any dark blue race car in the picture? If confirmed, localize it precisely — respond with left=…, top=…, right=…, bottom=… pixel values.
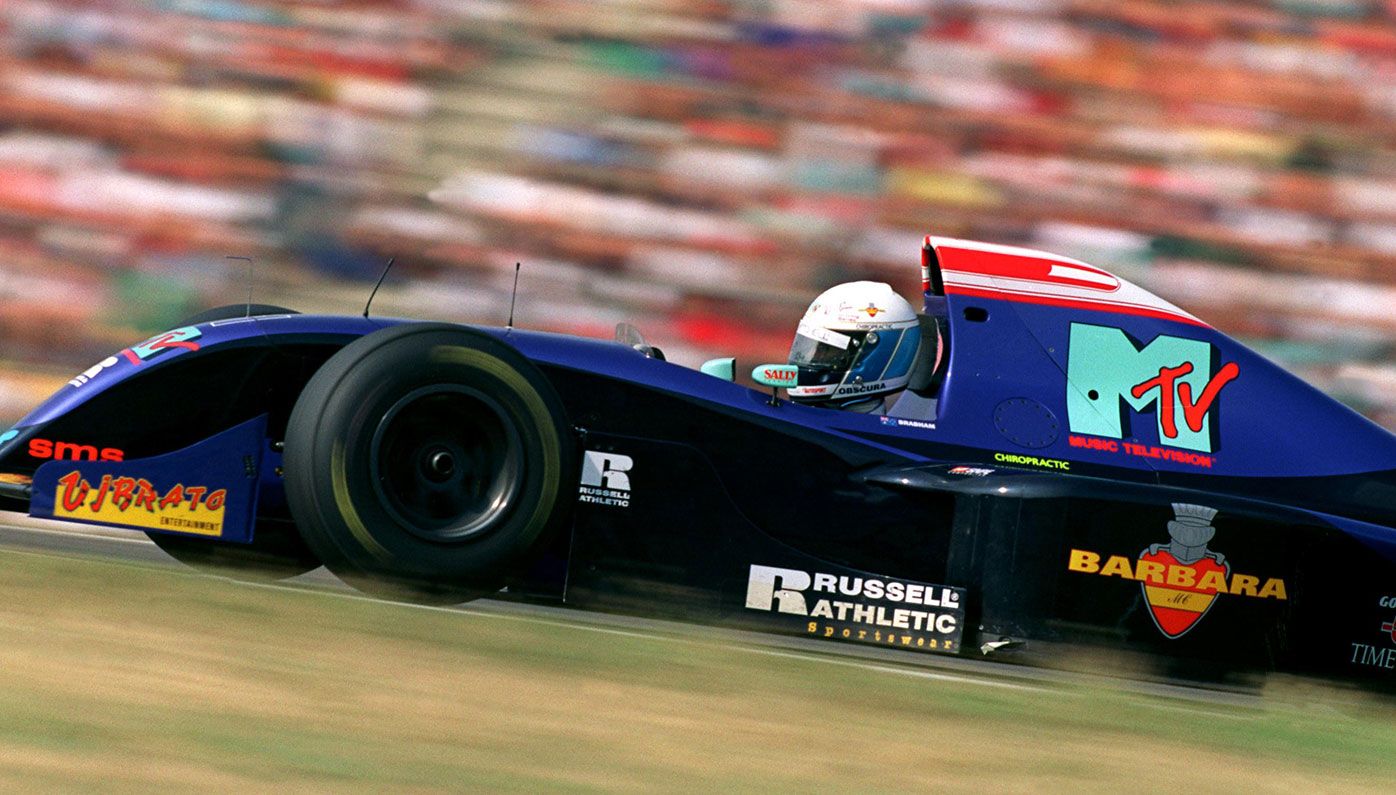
left=4, top=236, right=1396, bottom=687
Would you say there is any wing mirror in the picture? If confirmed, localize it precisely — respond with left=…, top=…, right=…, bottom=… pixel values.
left=700, top=357, right=735, bottom=381
left=752, top=364, right=799, bottom=406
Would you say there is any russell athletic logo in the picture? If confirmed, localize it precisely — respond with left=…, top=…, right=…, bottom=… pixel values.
left=744, top=564, right=966, bottom=652
left=1067, top=503, right=1287, bottom=639
left=578, top=450, right=632, bottom=508
left=1066, top=323, right=1239, bottom=459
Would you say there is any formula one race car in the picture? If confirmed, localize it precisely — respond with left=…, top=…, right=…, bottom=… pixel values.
left=4, top=236, right=1396, bottom=688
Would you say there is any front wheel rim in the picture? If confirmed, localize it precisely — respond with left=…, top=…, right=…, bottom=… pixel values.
left=369, top=384, right=524, bottom=543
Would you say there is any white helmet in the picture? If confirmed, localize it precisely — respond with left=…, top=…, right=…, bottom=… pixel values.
left=787, top=281, right=921, bottom=406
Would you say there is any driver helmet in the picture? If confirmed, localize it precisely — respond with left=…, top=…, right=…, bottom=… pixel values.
left=787, top=281, right=921, bottom=406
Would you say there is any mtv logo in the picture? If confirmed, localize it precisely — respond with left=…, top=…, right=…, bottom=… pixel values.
left=1067, top=323, right=1238, bottom=453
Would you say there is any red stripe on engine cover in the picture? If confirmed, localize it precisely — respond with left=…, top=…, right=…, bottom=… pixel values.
left=943, top=285, right=1209, bottom=327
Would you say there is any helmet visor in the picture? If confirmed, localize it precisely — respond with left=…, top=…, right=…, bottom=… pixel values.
left=789, top=322, right=864, bottom=372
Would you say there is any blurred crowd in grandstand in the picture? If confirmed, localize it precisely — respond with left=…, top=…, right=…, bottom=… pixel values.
left=5, top=0, right=1396, bottom=424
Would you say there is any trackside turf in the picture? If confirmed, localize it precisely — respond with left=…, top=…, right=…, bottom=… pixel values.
left=0, top=547, right=1389, bottom=792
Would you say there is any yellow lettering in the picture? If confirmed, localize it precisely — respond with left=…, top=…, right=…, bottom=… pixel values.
left=1196, top=570, right=1229, bottom=594
left=1166, top=565, right=1196, bottom=588
left=1099, top=555, right=1135, bottom=579
left=1135, top=560, right=1166, bottom=584
left=1258, top=578, right=1288, bottom=600
left=1068, top=549, right=1101, bottom=573
left=1230, top=574, right=1259, bottom=597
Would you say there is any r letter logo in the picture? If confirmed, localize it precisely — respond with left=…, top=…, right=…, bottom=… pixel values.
left=578, top=451, right=633, bottom=508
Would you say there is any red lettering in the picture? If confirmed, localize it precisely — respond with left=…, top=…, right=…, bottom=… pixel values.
left=1068, top=435, right=1118, bottom=452
left=122, top=331, right=200, bottom=366
left=132, top=479, right=159, bottom=512
left=1130, top=362, right=1193, bottom=439
left=27, top=439, right=125, bottom=461
left=184, top=486, right=207, bottom=507
left=110, top=477, right=137, bottom=511
left=57, top=471, right=89, bottom=512
left=1130, top=361, right=1238, bottom=440
left=54, top=442, right=98, bottom=461
left=204, top=489, right=226, bottom=511
left=1179, top=361, right=1240, bottom=433
left=90, top=474, right=112, bottom=511
left=1118, top=443, right=1214, bottom=469
left=142, top=332, right=200, bottom=354
left=159, top=484, right=185, bottom=510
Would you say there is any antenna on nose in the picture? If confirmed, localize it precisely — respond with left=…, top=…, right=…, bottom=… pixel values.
left=364, top=257, right=396, bottom=318
left=507, top=261, right=521, bottom=329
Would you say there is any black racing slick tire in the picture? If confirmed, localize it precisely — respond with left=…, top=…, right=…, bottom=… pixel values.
left=282, top=323, right=575, bottom=603
left=144, top=304, right=322, bottom=582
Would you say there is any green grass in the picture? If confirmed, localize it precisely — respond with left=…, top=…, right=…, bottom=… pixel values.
left=0, top=547, right=1388, bottom=792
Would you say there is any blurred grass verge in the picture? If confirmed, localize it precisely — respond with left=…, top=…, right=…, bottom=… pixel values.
left=0, top=548, right=1389, bottom=792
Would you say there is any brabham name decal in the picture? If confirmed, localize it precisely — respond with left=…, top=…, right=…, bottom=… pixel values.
left=880, top=416, right=936, bottom=431
left=745, top=564, right=965, bottom=652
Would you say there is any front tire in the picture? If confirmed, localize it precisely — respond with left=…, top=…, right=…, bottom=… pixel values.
left=283, top=324, right=575, bottom=603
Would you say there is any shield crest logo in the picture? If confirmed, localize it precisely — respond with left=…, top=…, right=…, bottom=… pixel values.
left=1139, top=503, right=1231, bottom=639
